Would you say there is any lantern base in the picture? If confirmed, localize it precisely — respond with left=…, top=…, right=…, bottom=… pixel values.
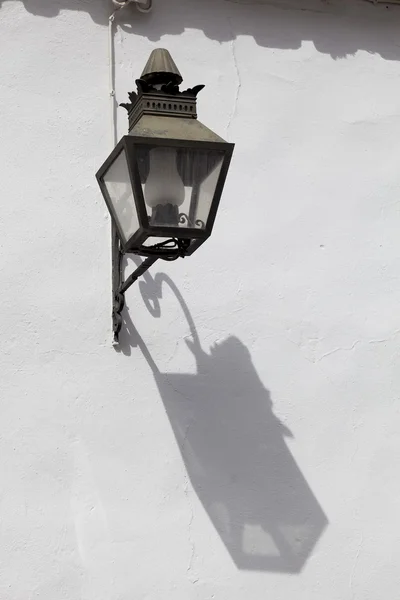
left=130, top=237, right=190, bottom=260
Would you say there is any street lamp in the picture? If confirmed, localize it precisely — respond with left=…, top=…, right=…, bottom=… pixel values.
left=96, top=48, right=234, bottom=341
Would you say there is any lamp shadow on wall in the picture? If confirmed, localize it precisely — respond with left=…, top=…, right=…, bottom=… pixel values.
left=116, top=262, right=328, bottom=573
left=5, top=0, right=400, bottom=62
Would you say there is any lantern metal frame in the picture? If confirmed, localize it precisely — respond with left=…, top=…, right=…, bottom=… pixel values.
left=96, top=136, right=234, bottom=256
left=95, top=48, right=234, bottom=342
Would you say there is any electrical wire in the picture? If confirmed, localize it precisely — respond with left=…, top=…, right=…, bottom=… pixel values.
left=108, top=7, right=119, bottom=146
left=108, top=0, right=133, bottom=146
left=108, top=0, right=152, bottom=144
left=108, top=0, right=134, bottom=344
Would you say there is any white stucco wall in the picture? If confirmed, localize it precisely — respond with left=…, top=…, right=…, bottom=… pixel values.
left=1, top=0, right=400, bottom=597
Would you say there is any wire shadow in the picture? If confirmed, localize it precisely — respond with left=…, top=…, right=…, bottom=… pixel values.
left=117, top=261, right=328, bottom=572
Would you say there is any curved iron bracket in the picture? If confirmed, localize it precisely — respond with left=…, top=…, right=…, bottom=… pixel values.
left=111, top=237, right=190, bottom=342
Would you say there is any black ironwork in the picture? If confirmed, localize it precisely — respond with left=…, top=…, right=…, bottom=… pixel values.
left=112, top=238, right=191, bottom=342
left=120, top=50, right=205, bottom=132
left=119, top=256, right=158, bottom=295
left=120, top=82, right=205, bottom=113
left=130, top=237, right=190, bottom=260
left=96, top=48, right=234, bottom=342
left=112, top=289, right=125, bottom=340
left=97, top=132, right=233, bottom=257
left=179, top=212, right=205, bottom=228
left=111, top=222, right=123, bottom=341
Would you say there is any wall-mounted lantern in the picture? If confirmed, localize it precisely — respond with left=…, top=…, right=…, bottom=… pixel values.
left=96, top=49, right=234, bottom=341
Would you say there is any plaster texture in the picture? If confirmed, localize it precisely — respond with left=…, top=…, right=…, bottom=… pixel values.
left=0, top=0, right=400, bottom=598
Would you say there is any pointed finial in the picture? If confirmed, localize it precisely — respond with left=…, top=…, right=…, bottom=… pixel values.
left=141, top=48, right=183, bottom=86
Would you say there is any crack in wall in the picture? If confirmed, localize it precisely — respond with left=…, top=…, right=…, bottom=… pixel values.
left=181, top=420, right=198, bottom=585
left=227, top=30, right=242, bottom=138
left=349, top=531, right=364, bottom=599
left=317, top=329, right=400, bottom=363
left=287, top=328, right=400, bottom=364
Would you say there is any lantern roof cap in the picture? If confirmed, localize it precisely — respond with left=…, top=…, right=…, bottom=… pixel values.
left=141, top=48, right=183, bottom=86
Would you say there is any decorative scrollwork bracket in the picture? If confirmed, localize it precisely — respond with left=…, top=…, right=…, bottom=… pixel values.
left=111, top=237, right=190, bottom=343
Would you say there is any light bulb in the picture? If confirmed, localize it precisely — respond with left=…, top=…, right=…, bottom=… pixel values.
left=144, top=147, right=185, bottom=208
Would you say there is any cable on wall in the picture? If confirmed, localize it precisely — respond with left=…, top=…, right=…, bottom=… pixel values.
left=109, top=0, right=130, bottom=145
left=108, top=0, right=134, bottom=344
left=108, top=0, right=152, bottom=144
left=107, top=0, right=153, bottom=343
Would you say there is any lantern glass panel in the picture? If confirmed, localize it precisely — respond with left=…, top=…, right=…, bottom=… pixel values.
left=136, top=145, right=225, bottom=229
left=102, top=150, right=140, bottom=242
